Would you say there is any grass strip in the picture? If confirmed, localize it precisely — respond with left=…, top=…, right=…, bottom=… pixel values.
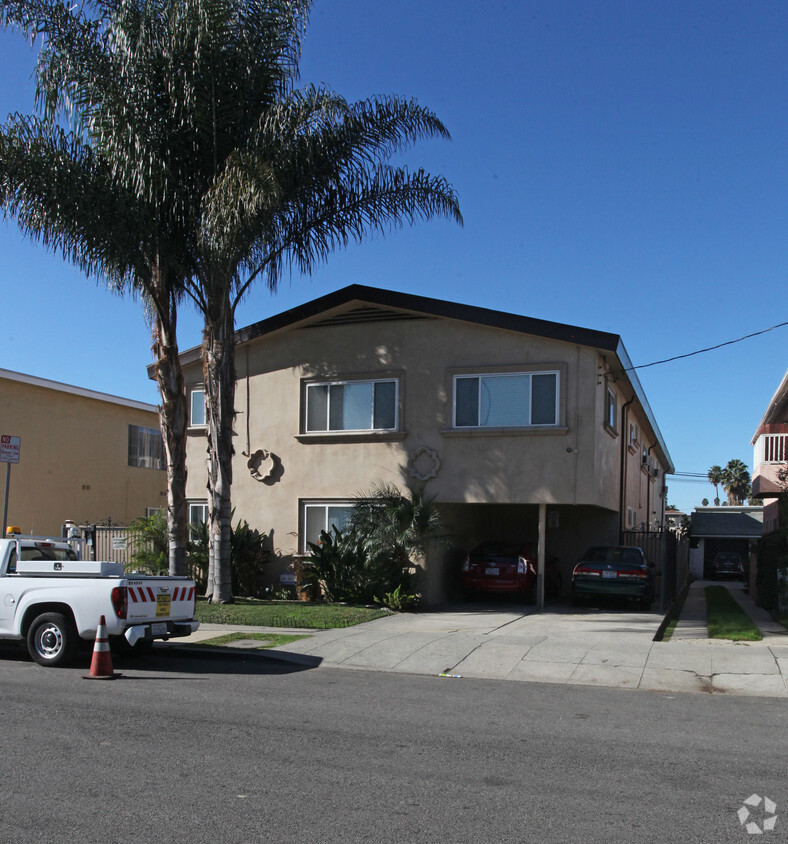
left=704, top=586, right=763, bottom=641
left=194, top=632, right=310, bottom=649
left=195, top=598, right=390, bottom=629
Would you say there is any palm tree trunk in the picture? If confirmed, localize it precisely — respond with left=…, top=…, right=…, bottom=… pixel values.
left=151, top=291, right=189, bottom=577
left=202, top=289, right=235, bottom=603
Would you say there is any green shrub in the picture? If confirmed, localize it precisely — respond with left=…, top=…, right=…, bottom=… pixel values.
left=375, top=583, right=420, bottom=612
left=230, top=519, right=270, bottom=597
left=302, top=527, right=367, bottom=603
left=127, top=511, right=169, bottom=575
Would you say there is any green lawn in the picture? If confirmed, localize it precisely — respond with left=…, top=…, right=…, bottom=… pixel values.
left=194, top=598, right=390, bottom=629
left=656, top=583, right=690, bottom=642
left=704, top=586, right=763, bottom=641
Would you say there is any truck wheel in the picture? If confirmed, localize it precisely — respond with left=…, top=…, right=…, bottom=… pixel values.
left=27, top=612, right=77, bottom=667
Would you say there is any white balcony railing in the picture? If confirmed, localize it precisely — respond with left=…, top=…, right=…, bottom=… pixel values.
left=756, top=433, right=788, bottom=465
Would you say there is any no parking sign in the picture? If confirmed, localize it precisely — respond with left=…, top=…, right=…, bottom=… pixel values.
left=0, top=435, right=21, bottom=464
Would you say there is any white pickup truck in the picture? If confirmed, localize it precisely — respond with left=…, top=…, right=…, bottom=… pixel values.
left=0, top=534, right=200, bottom=666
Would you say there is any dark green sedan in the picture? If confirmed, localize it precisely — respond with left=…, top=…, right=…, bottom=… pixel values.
left=571, top=546, right=655, bottom=610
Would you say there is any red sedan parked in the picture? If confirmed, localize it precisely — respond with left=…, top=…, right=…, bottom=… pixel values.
left=461, top=541, right=561, bottom=599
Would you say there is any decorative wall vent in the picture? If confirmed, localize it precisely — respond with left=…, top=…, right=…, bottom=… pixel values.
left=408, top=446, right=440, bottom=482
left=247, top=449, right=281, bottom=484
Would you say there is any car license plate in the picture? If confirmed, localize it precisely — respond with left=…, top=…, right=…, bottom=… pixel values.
left=485, top=567, right=499, bottom=576
left=602, top=570, right=617, bottom=579
left=151, top=622, right=167, bottom=636
left=156, top=594, right=172, bottom=617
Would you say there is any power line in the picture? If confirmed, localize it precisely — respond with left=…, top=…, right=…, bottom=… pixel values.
left=618, top=319, right=788, bottom=373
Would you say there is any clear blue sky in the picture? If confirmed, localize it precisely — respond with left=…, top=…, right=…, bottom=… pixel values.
left=2, top=0, right=787, bottom=513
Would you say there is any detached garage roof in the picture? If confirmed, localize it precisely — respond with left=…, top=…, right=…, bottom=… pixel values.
left=691, top=507, right=763, bottom=538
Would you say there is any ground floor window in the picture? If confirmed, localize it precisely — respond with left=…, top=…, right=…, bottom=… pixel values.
left=301, top=501, right=354, bottom=551
left=189, top=502, right=208, bottom=527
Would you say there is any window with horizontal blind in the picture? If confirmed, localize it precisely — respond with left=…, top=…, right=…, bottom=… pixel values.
left=453, top=371, right=559, bottom=428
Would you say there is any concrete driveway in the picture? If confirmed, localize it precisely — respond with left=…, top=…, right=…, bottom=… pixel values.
left=172, top=582, right=788, bottom=697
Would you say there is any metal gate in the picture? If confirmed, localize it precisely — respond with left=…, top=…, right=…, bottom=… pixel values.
left=621, top=529, right=689, bottom=610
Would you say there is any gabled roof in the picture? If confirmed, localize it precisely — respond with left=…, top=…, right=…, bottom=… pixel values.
left=1, top=368, right=158, bottom=413
left=752, top=368, right=788, bottom=443
left=691, top=507, right=763, bottom=538
left=162, top=284, right=674, bottom=471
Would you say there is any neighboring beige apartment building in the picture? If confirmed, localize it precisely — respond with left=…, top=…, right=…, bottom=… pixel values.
left=173, top=286, right=674, bottom=603
left=0, top=369, right=166, bottom=536
left=751, top=368, right=788, bottom=532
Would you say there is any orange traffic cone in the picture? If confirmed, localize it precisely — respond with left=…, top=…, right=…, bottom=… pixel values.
left=82, top=615, right=119, bottom=680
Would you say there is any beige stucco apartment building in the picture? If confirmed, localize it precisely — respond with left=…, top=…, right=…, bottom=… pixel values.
left=0, top=369, right=166, bottom=536
left=175, top=286, right=674, bottom=603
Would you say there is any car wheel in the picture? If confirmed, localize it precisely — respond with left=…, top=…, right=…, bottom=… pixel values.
left=27, top=612, right=78, bottom=667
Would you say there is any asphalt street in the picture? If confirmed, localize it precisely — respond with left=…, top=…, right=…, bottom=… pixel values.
left=0, top=648, right=785, bottom=844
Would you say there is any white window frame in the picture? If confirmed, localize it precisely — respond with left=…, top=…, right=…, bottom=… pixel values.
left=190, top=388, right=206, bottom=428
left=304, top=378, right=399, bottom=433
left=606, top=387, right=617, bottom=431
left=301, top=501, right=354, bottom=552
left=628, top=422, right=639, bottom=449
left=452, top=370, right=560, bottom=429
left=188, top=502, right=209, bottom=526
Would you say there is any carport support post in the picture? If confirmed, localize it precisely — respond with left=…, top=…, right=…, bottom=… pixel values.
left=536, top=503, right=546, bottom=612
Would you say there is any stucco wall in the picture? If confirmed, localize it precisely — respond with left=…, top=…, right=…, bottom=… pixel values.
left=1, top=375, right=166, bottom=535
left=182, top=310, right=669, bottom=585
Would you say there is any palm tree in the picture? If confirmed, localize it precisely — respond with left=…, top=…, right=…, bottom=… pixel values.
left=133, top=0, right=460, bottom=601
left=349, top=483, right=444, bottom=597
left=0, top=1, right=195, bottom=574
left=707, top=465, right=723, bottom=506
left=2, top=0, right=461, bottom=602
left=721, top=459, right=751, bottom=506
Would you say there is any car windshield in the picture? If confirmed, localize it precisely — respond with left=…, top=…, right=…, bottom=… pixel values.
left=583, top=547, right=643, bottom=565
left=715, top=553, right=740, bottom=563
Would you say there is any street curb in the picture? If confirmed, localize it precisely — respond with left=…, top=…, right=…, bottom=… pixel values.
left=153, top=641, right=322, bottom=668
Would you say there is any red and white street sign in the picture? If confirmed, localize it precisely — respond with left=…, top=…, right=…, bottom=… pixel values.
left=0, top=435, right=21, bottom=464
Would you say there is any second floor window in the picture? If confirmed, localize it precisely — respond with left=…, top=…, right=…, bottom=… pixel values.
left=453, top=371, right=558, bottom=428
left=128, top=424, right=164, bottom=470
left=190, top=388, right=206, bottom=427
left=305, top=379, right=398, bottom=433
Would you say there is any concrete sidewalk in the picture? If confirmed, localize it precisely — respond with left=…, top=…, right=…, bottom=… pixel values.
left=162, top=581, right=788, bottom=697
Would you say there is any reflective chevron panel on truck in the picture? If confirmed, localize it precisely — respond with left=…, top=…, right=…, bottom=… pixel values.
left=126, top=580, right=196, bottom=621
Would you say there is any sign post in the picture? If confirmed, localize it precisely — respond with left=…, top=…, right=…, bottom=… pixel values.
left=1, top=435, right=21, bottom=536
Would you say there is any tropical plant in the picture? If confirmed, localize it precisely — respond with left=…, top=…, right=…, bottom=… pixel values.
left=302, top=526, right=366, bottom=603
left=349, top=482, right=445, bottom=600
left=374, top=583, right=420, bottom=612
left=0, top=0, right=194, bottom=576
left=721, top=459, right=751, bottom=506
left=707, top=465, right=723, bottom=506
left=229, top=519, right=270, bottom=598
left=2, top=0, right=461, bottom=604
left=127, top=510, right=169, bottom=575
